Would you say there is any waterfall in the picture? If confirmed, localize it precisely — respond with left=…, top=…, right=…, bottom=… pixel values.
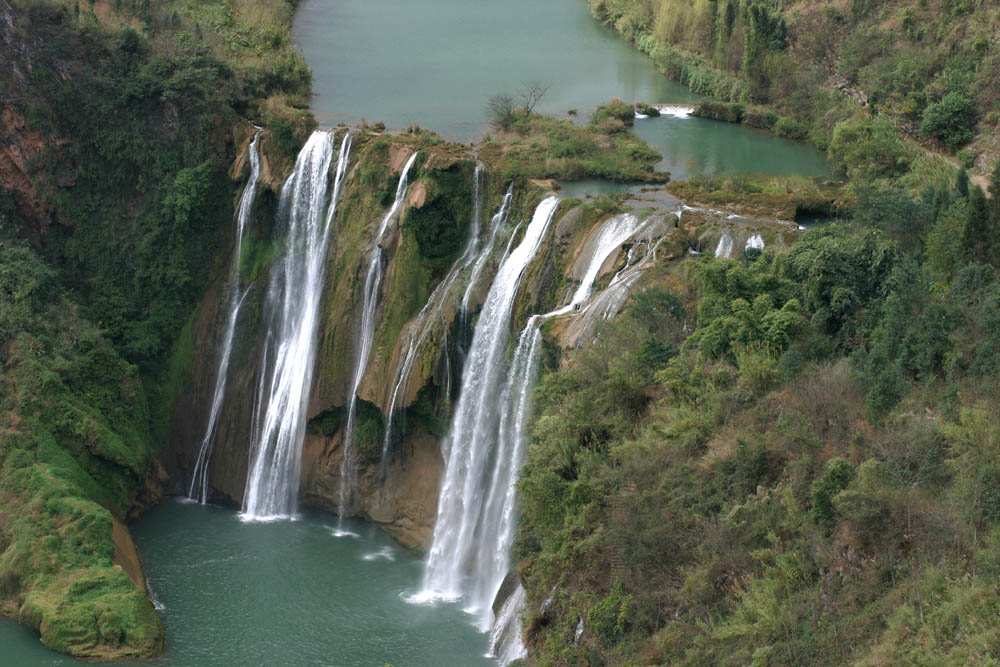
left=413, top=205, right=664, bottom=662
left=468, top=315, right=541, bottom=625
left=419, top=195, right=559, bottom=604
left=745, top=233, right=765, bottom=250
left=379, top=165, right=490, bottom=473
left=462, top=183, right=514, bottom=312
left=188, top=133, right=261, bottom=504
left=242, top=131, right=352, bottom=521
left=337, top=151, right=419, bottom=519
left=489, top=584, right=528, bottom=664
left=714, top=233, right=734, bottom=259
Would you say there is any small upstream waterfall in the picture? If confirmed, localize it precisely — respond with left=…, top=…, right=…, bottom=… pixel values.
left=565, top=221, right=667, bottom=347
left=745, top=233, right=765, bottom=251
left=379, top=165, right=489, bottom=473
left=419, top=195, right=559, bottom=608
left=338, top=151, right=419, bottom=520
left=461, top=183, right=514, bottom=312
left=242, top=131, right=352, bottom=521
left=188, top=133, right=261, bottom=504
left=714, top=233, right=734, bottom=259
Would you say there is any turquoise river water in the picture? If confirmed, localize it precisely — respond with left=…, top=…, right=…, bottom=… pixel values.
left=293, top=0, right=834, bottom=182
left=0, top=500, right=491, bottom=666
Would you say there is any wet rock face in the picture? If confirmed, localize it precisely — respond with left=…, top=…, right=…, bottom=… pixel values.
left=300, top=430, right=444, bottom=549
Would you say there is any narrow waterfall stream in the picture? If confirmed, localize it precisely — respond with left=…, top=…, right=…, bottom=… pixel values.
left=379, top=164, right=487, bottom=473
left=337, top=151, right=419, bottom=523
left=243, top=131, right=352, bottom=520
left=188, top=132, right=261, bottom=504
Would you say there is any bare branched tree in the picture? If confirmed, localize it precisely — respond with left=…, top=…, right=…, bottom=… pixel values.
left=519, top=81, right=551, bottom=114
left=485, top=82, right=550, bottom=133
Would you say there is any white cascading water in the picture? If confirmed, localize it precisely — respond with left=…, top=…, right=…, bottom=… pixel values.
left=467, top=210, right=655, bottom=661
left=188, top=132, right=261, bottom=504
left=745, top=233, right=765, bottom=250
left=714, top=233, right=734, bottom=259
left=461, top=183, right=514, bottom=312
left=242, top=131, right=352, bottom=521
left=489, top=584, right=528, bottom=664
left=337, top=151, right=419, bottom=519
left=379, top=165, right=489, bottom=472
left=418, top=195, right=559, bottom=608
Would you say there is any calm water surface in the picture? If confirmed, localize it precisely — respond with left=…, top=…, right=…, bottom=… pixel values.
left=293, top=0, right=698, bottom=140
left=0, top=500, right=490, bottom=666
left=293, top=0, right=834, bottom=192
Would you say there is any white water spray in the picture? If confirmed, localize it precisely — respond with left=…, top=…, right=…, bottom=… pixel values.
left=419, top=196, right=559, bottom=605
left=745, top=233, right=765, bottom=251
left=188, top=133, right=261, bottom=504
left=714, top=233, right=734, bottom=259
left=242, top=131, right=351, bottom=521
left=338, top=151, right=419, bottom=518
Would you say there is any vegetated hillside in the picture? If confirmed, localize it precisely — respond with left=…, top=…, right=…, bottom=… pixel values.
left=0, top=0, right=311, bottom=657
left=517, top=167, right=1000, bottom=664
left=514, top=98, right=1000, bottom=667
left=589, top=0, right=1000, bottom=178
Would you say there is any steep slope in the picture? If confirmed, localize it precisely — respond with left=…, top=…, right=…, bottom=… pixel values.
left=0, top=0, right=312, bottom=657
left=590, top=0, right=1000, bottom=183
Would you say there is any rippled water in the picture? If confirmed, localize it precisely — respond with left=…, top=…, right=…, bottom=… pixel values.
left=0, top=500, right=490, bottom=666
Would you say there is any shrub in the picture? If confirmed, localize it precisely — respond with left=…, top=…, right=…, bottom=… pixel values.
left=810, top=458, right=854, bottom=526
left=919, top=92, right=975, bottom=149
left=588, top=583, right=633, bottom=646
left=773, top=116, right=808, bottom=140
left=694, top=99, right=744, bottom=123
left=267, top=118, right=296, bottom=157
left=828, top=117, right=912, bottom=181
left=958, top=148, right=975, bottom=169
left=591, top=99, right=635, bottom=127
left=742, top=106, right=778, bottom=129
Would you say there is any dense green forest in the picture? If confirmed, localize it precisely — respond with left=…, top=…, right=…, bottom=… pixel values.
left=589, top=0, right=999, bottom=179
left=0, top=0, right=311, bottom=656
left=513, top=1, right=1000, bottom=663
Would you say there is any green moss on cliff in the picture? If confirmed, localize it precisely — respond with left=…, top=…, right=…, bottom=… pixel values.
left=404, top=163, right=474, bottom=270
left=0, top=242, right=163, bottom=659
left=0, top=0, right=312, bottom=656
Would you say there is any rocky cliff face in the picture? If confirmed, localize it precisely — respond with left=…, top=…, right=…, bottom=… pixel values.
left=168, top=129, right=795, bottom=550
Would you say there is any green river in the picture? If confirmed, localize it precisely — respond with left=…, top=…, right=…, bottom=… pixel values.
left=1, top=500, right=490, bottom=666
left=2, top=0, right=837, bottom=664
left=293, top=0, right=833, bottom=181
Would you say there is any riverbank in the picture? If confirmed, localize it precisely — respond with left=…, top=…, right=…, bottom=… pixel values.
left=587, top=0, right=999, bottom=193
left=0, top=0, right=313, bottom=657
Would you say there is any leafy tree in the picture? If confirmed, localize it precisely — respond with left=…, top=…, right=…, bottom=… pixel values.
left=989, top=160, right=1000, bottom=224
left=925, top=199, right=968, bottom=278
left=811, top=458, right=854, bottom=527
left=828, top=117, right=911, bottom=181
left=963, top=186, right=996, bottom=266
left=919, top=92, right=976, bottom=149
